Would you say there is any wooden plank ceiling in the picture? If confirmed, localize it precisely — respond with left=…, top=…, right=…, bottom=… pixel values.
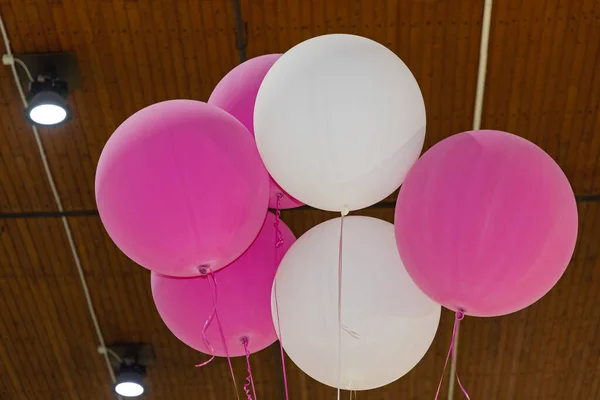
left=1, top=0, right=599, bottom=399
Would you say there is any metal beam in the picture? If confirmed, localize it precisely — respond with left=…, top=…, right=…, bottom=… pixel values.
left=0, top=194, right=600, bottom=220
left=0, top=193, right=598, bottom=220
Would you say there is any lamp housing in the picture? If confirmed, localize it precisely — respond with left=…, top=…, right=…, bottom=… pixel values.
left=114, top=363, right=146, bottom=398
left=25, top=75, right=70, bottom=126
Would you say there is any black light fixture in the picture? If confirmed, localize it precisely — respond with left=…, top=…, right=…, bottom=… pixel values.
left=2, top=52, right=79, bottom=127
left=99, top=343, right=155, bottom=398
left=114, top=362, right=146, bottom=397
left=25, top=73, right=70, bottom=126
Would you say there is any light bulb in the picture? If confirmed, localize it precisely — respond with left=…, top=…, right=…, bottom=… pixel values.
left=115, top=381, right=144, bottom=397
left=28, top=103, right=68, bottom=125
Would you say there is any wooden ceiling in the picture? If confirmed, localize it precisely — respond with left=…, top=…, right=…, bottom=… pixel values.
left=1, top=0, right=599, bottom=399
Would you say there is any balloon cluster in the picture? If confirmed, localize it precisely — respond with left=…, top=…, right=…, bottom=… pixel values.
left=96, top=34, right=578, bottom=394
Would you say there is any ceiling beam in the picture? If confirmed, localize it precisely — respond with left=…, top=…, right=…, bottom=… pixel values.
left=232, top=0, right=247, bottom=63
left=1, top=193, right=599, bottom=220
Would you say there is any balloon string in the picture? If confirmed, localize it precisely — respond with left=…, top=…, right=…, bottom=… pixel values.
left=195, top=266, right=240, bottom=400
left=337, top=208, right=348, bottom=400
left=274, top=193, right=284, bottom=248
left=434, top=311, right=470, bottom=400
left=273, top=193, right=289, bottom=400
left=194, top=267, right=217, bottom=367
left=242, top=337, right=258, bottom=400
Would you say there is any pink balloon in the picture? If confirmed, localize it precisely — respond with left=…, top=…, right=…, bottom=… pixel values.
left=96, top=100, right=269, bottom=277
left=208, top=54, right=303, bottom=209
left=151, top=212, right=296, bottom=356
left=395, top=130, right=578, bottom=317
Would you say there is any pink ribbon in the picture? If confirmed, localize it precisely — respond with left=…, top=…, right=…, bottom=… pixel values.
left=195, top=266, right=240, bottom=400
left=242, top=337, right=258, bottom=400
left=193, top=268, right=217, bottom=367
left=274, top=193, right=284, bottom=248
left=273, top=193, right=289, bottom=400
left=434, top=311, right=470, bottom=400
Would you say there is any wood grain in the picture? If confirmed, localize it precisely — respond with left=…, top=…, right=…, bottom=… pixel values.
left=1, top=0, right=599, bottom=399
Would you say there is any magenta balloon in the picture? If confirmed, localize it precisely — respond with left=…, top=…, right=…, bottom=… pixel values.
left=96, top=100, right=269, bottom=277
left=208, top=54, right=303, bottom=209
left=151, top=212, right=296, bottom=356
left=395, top=130, right=578, bottom=317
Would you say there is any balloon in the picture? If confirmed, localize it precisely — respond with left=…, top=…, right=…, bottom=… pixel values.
left=152, top=212, right=296, bottom=357
left=96, top=100, right=269, bottom=277
left=208, top=54, right=303, bottom=209
left=272, top=216, right=440, bottom=390
left=254, top=34, right=426, bottom=212
left=395, top=130, right=578, bottom=317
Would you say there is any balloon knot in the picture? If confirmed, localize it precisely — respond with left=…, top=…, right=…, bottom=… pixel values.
left=340, top=207, right=349, bottom=217
left=456, top=310, right=465, bottom=321
left=198, top=265, right=211, bottom=276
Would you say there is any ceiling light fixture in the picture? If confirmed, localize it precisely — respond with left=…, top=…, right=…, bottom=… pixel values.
left=25, top=74, right=70, bottom=126
left=2, top=52, right=75, bottom=127
left=99, top=343, right=155, bottom=398
left=114, top=363, right=146, bottom=397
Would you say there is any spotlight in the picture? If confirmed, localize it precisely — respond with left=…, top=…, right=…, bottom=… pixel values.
left=114, top=363, right=146, bottom=397
left=2, top=52, right=79, bottom=126
left=25, top=75, right=70, bottom=126
left=99, top=343, right=155, bottom=398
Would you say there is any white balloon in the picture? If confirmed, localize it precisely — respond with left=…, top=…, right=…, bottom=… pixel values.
left=271, top=216, right=440, bottom=390
left=255, top=34, right=426, bottom=212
